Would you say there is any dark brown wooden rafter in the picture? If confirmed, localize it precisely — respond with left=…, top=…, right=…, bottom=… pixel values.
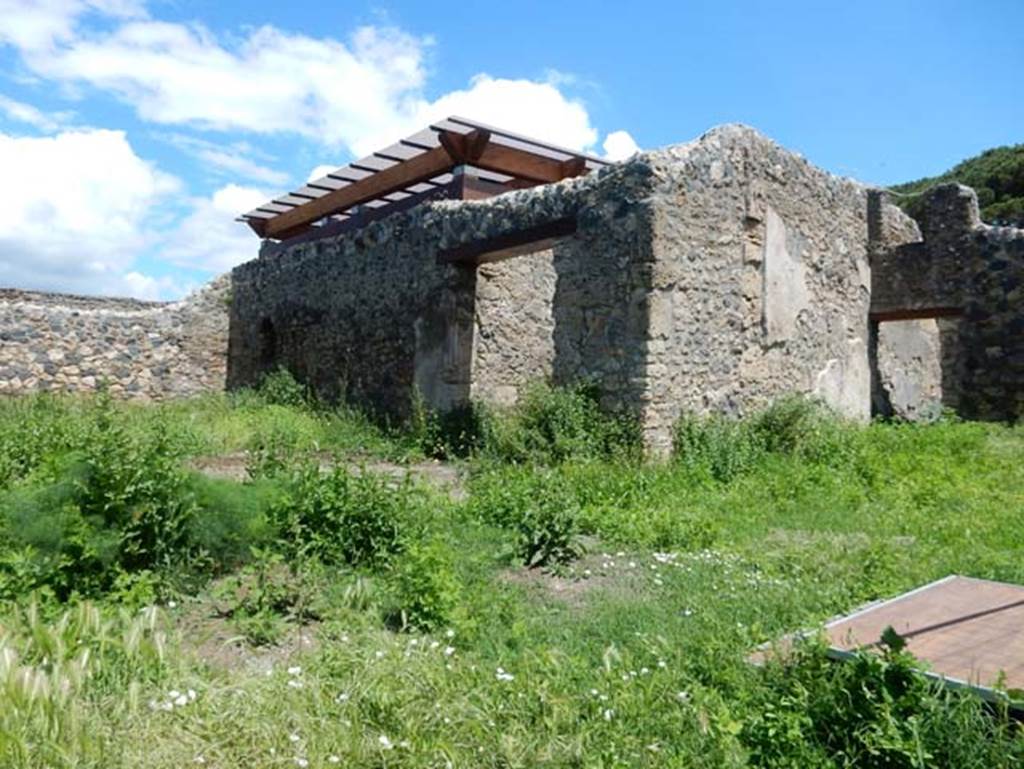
left=241, top=117, right=609, bottom=241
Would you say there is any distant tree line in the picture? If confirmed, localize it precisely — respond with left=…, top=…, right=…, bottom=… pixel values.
left=893, top=143, right=1024, bottom=227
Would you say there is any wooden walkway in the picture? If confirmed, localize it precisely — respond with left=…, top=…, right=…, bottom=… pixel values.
left=824, top=575, right=1024, bottom=693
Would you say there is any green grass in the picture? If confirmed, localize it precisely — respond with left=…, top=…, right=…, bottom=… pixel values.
left=0, top=387, right=1022, bottom=767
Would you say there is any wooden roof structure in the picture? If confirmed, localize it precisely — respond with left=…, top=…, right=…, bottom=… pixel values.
left=239, top=116, right=609, bottom=242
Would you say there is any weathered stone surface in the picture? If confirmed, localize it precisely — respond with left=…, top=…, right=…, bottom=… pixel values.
left=0, top=276, right=229, bottom=399
left=876, top=319, right=944, bottom=420
left=871, top=184, right=1024, bottom=421
left=230, top=124, right=885, bottom=452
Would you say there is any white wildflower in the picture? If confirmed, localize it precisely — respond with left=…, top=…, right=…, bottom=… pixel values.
left=168, top=690, right=181, bottom=700
left=289, top=733, right=300, bottom=743
left=677, top=690, right=690, bottom=702
left=429, top=640, right=440, bottom=650
left=495, top=667, right=514, bottom=682
left=187, top=689, right=197, bottom=701
left=287, top=666, right=302, bottom=676
left=287, top=679, right=303, bottom=689
left=378, top=734, right=394, bottom=750
left=375, top=650, right=385, bottom=659
left=335, top=692, right=349, bottom=703
left=603, top=708, right=615, bottom=721
left=328, top=757, right=341, bottom=765
left=445, top=629, right=455, bottom=638
left=294, top=758, right=308, bottom=767
left=167, top=601, right=177, bottom=609
left=443, top=646, right=456, bottom=657
left=194, top=756, right=205, bottom=765
left=174, top=693, right=188, bottom=707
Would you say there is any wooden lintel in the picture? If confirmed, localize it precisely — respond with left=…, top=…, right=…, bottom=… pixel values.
left=438, top=217, right=577, bottom=265
left=869, top=306, right=964, bottom=323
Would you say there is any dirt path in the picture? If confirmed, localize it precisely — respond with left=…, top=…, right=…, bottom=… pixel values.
left=188, top=452, right=466, bottom=500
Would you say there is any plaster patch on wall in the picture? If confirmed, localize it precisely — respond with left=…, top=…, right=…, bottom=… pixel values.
left=876, top=318, right=944, bottom=420
left=762, top=206, right=810, bottom=344
left=812, top=337, right=871, bottom=420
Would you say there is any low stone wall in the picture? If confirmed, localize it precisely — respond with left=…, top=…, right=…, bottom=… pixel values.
left=0, top=276, right=230, bottom=399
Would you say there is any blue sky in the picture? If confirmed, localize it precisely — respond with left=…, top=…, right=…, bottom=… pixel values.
left=0, top=0, right=1021, bottom=299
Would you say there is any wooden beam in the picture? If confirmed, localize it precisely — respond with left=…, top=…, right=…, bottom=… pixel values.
left=262, top=141, right=458, bottom=239
left=258, top=127, right=594, bottom=239
left=469, top=143, right=581, bottom=184
left=437, top=217, right=577, bottom=265
left=869, top=306, right=963, bottom=323
left=438, top=128, right=491, bottom=164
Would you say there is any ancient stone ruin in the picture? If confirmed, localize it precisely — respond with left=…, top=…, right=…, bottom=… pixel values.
left=1, top=119, right=1020, bottom=453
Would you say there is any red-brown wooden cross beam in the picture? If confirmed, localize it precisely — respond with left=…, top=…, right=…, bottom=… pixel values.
left=245, top=123, right=599, bottom=242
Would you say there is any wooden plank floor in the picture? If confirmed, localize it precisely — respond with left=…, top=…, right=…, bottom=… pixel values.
left=825, top=575, right=1024, bottom=691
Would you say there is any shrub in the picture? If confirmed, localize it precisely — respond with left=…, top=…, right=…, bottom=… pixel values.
left=411, top=392, right=488, bottom=460
left=386, top=537, right=460, bottom=631
left=188, top=476, right=277, bottom=571
left=748, top=395, right=855, bottom=464
left=256, top=367, right=312, bottom=409
left=211, top=547, right=305, bottom=645
left=0, top=401, right=198, bottom=599
left=673, top=412, right=765, bottom=482
left=673, top=396, right=858, bottom=481
left=269, top=464, right=413, bottom=568
left=471, top=468, right=584, bottom=568
left=483, top=382, right=641, bottom=464
left=743, top=634, right=1023, bottom=768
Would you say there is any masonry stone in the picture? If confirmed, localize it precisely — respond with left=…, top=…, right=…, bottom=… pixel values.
left=2, top=125, right=1020, bottom=448
left=0, top=276, right=229, bottom=399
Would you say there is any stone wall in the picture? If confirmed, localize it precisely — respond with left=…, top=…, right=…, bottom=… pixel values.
left=641, top=125, right=876, bottom=453
left=470, top=248, right=557, bottom=406
left=229, top=157, right=657, bottom=422
left=0, top=276, right=230, bottom=399
left=231, top=125, right=888, bottom=451
left=871, top=184, right=1024, bottom=421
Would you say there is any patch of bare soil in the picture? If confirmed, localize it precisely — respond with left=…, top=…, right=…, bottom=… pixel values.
left=500, top=542, right=653, bottom=609
left=187, top=453, right=466, bottom=500
left=175, top=600, right=317, bottom=676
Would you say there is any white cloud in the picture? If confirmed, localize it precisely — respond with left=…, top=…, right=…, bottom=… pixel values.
left=158, top=183, right=266, bottom=274
left=389, top=74, right=598, bottom=158
left=159, top=133, right=289, bottom=186
left=307, top=164, right=337, bottom=183
left=0, top=94, right=73, bottom=132
left=603, top=130, right=641, bottom=161
left=0, top=4, right=623, bottom=158
left=0, top=0, right=146, bottom=51
left=0, top=127, right=179, bottom=297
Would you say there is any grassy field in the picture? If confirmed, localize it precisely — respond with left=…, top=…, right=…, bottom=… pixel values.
left=0, top=376, right=1022, bottom=767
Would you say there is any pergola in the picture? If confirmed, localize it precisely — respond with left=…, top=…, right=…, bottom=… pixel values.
left=239, top=116, right=609, bottom=246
